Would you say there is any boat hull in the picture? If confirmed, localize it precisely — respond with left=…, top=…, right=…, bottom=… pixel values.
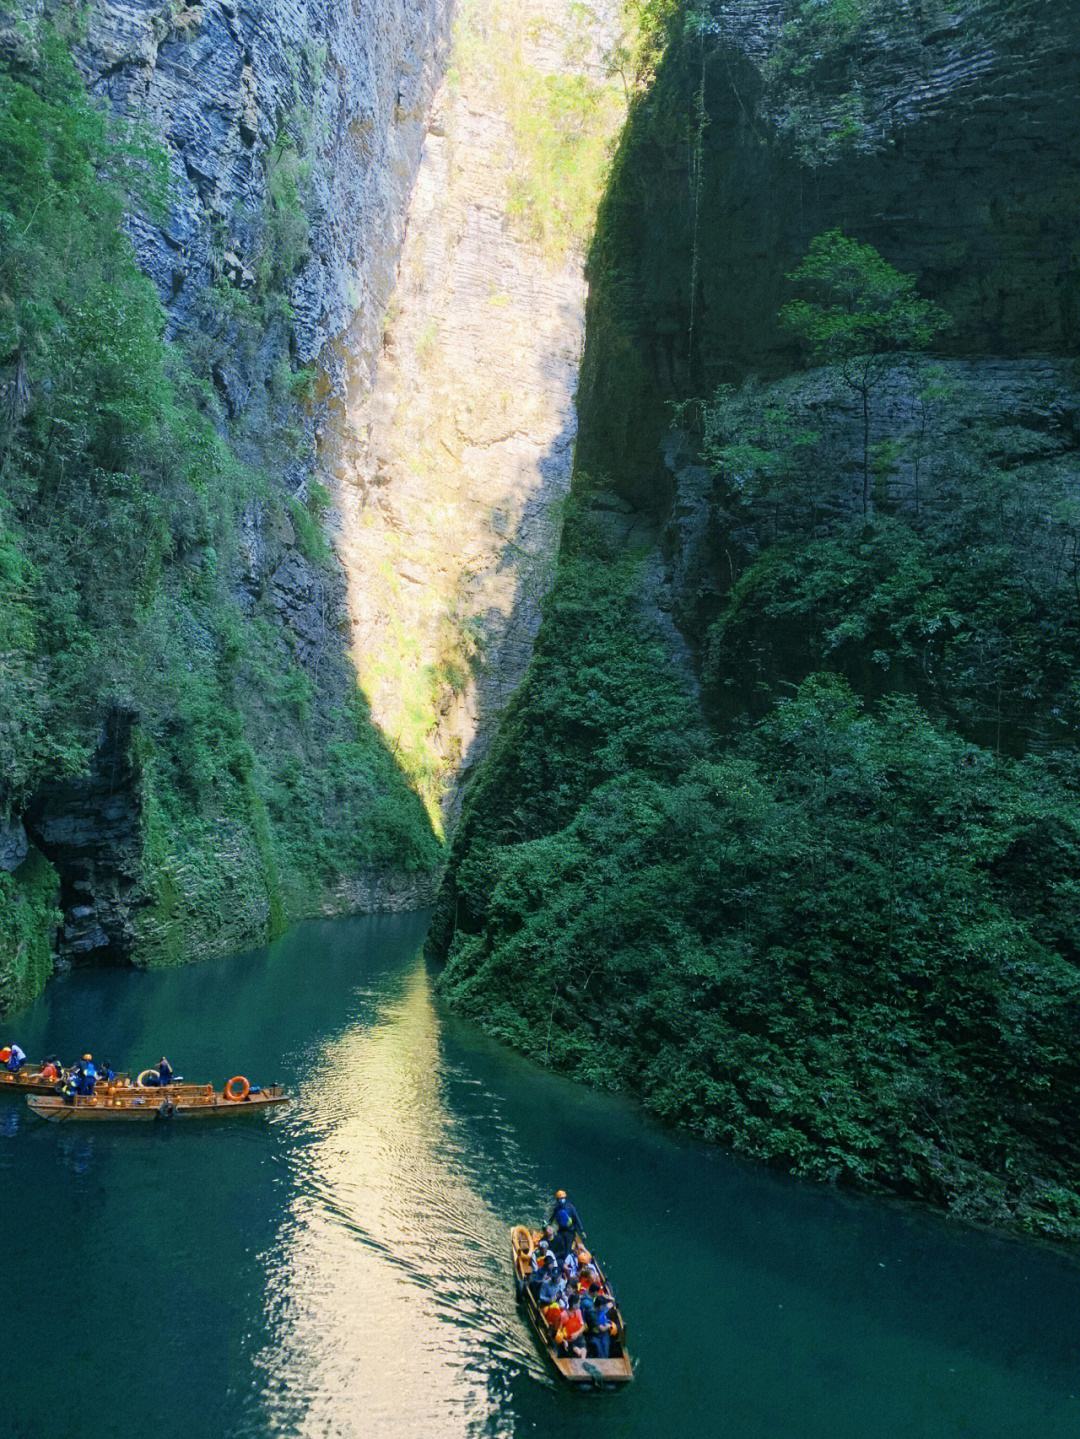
left=27, top=1087, right=289, bottom=1123
left=510, top=1224, right=633, bottom=1387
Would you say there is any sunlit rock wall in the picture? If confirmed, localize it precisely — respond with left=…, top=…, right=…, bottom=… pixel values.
left=334, top=0, right=626, bottom=824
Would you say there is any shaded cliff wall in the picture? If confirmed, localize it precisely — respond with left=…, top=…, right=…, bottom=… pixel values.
left=432, top=0, right=1080, bottom=1239
left=0, top=1, right=452, bottom=1008
left=578, top=0, right=1080, bottom=506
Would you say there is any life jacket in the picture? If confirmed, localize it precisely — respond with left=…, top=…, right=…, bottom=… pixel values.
left=562, top=1310, right=586, bottom=1342
left=541, top=1303, right=564, bottom=1330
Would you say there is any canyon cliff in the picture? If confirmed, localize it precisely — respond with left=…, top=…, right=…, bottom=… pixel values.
left=434, top=0, right=1080, bottom=1240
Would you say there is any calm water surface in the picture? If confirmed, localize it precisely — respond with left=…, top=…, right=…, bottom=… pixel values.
left=1, top=913, right=1077, bottom=1438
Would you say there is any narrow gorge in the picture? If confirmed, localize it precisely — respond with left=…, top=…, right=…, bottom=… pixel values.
left=5, top=4, right=1080, bottom=1433
left=0, top=0, right=627, bottom=1002
left=2, top=0, right=1079, bottom=1248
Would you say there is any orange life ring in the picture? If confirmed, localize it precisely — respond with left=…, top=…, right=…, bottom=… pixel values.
left=223, top=1075, right=250, bottom=1102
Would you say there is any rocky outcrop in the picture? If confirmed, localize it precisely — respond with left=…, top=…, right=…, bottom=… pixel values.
left=334, top=0, right=626, bottom=820
left=24, top=711, right=141, bottom=966
left=0, top=0, right=457, bottom=995
left=0, top=820, right=29, bottom=875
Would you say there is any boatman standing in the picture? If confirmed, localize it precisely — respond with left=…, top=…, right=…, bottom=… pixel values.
left=158, top=1056, right=174, bottom=1087
left=548, top=1189, right=582, bottom=1260
left=75, top=1055, right=97, bottom=1096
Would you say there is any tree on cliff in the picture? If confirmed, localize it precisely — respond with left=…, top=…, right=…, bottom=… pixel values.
left=781, top=230, right=949, bottom=515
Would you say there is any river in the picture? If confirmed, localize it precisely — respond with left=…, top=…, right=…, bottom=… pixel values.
left=1, top=913, right=1077, bottom=1438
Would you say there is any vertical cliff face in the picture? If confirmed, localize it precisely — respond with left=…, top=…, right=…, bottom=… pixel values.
left=74, top=0, right=450, bottom=374
left=0, top=1, right=456, bottom=1004
left=334, top=0, right=626, bottom=822
left=433, top=0, right=1080, bottom=1240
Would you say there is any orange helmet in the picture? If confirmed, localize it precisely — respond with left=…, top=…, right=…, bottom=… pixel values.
left=555, top=1189, right=567, bottom=1200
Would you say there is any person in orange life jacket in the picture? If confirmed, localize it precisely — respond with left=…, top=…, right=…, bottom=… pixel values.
left=548, top=1189, right=581, bottom=1260
left=589, top=1295, right=618, bottom=1359
left=577, top=1261, right=599, bottom=1291
left=528, top=1239, right=551, bottom=1274
left=39, top=1057, right=60, bottom=1083
left=0, top=1048, right=9, bottom=1066
left=541, top=1298, right=566, bottom=1332
left=556, top=1294, right=588, bottom=1359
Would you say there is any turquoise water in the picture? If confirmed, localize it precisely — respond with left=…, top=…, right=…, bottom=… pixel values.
left=1, top=913, right=1077, bottom=1438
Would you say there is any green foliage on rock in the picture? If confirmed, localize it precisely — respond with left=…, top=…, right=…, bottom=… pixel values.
left=0, top=851, right=61, bottom=1014
left=441, top=670, right=1080, bottom=1237
left=781, top=231, right=949, bottom=510
left=0, top=27, right=438, bottom=1002
left=436, top=4, right=1080, bottom=1240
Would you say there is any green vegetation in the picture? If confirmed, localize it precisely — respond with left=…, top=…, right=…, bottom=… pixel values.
left=435, top=0, right=1080, bottom=1238
left=0, top=25, right=438, bottom=1002
left=0, top=851, right=61, bottom=1014
left=436, top=466, right=1080, bottom=1237
left=449, top=0, right=663, bottom=262
left=780, top=231, right=949, bottom=510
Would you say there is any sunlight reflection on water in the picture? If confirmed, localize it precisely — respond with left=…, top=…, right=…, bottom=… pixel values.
left=248, top=959, right=543, bottom=1438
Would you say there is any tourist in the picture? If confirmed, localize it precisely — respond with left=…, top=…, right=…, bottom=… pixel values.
left=5, top=1043, right=26, bottom=1072
left=556, top=1294, right=588, bottom=1359
left=589, top=1295, right=618, bottom=1359
left=537, top=1265, right=565, bottom=1308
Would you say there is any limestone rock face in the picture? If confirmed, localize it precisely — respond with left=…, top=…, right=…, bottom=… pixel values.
left=70, top=0, right=451, bottom=370
left=0, top=820, right=29, bottom=875
left=334, top=0, right=626, bottom=819
left=24, top=711, right=142, bottom=966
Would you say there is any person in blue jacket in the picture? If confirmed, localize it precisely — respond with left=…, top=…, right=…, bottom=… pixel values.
left=157, top=1056, right=174, bottom=1087
left=589, top=1295, right=619, bottom=1359
left=547, top=1189, right=582, bottom=1260
left=74, top=1055, right=97, bottom=1096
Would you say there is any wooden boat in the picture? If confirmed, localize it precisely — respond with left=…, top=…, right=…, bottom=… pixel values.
left=0, top=1068, right=214, bottom=1099
left=510, top=1224, right=633, bottom=1387
left=27, top=1082, right=289, bottom=1123
left=0, top=1066, right=129, bottom=1098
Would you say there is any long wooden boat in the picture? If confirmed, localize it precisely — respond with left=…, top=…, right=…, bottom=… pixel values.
left=510, top=1224, right=633, bottom=1387
left=27, top=1083, right=289, bottom=1123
